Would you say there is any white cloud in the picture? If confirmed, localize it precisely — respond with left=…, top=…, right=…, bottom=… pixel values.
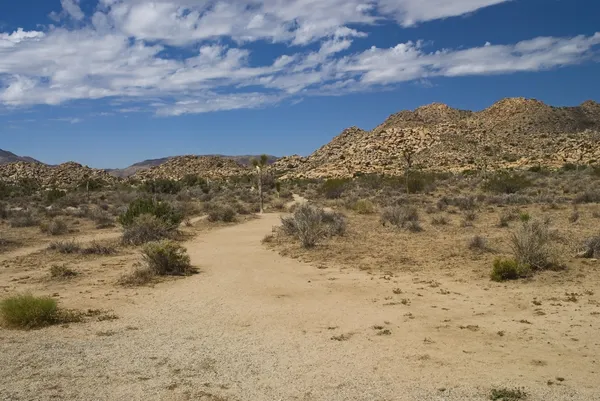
left=0, top=1, right=599, bottom=115
left=52, top=117, right=83, bottom=124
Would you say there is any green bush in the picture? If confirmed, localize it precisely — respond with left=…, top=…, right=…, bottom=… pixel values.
left=319, top=178, right=350, bottom=199
left=1, top=294, right=58, bottom=329
left=118, top=198, right=183, bottom=227
left=142, top=240, right=192, bottom=276
left=483, top=172, right=532, bottom=194
left=121, top=214, right=177, bottom=246
left=141, top=179, right=182, bottom=194
left=491, top=258, right=531, bottom=282
left=46, top=188, right=66, bottom=204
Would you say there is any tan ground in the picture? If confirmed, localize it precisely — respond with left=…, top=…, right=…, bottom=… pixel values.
left=1, top=210, right=600, bottom=400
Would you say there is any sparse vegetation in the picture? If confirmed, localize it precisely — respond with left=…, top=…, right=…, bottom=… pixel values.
left=49, top=240, right=81, bottom=254
left=580, top=235, right=600, bottom=258
left=9, top=211, right=39, bottom=228
left=207, top=205, right=237, bottom=223
left=50, top=264, right=78, bottom=279
left=489, top=387, right=527, bottom=400
left=483, top=172, right=532, bottom=194
left=118, top=197, right=183, bottom=227
left=352, top=199, right=375, bottom=214
left=468, top=235, right=488, bottom=251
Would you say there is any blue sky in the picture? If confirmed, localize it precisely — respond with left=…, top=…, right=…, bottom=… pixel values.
left=0, top=0, right=599, bottom=168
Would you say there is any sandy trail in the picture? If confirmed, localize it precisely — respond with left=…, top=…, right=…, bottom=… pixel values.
left=1, top=214, right=599, bottom=400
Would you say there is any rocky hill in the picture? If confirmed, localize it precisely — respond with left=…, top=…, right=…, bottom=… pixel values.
left=132, top=156, right=252, bottom=181
left=111, top=155, right=278, bottom=178
left=273, top=98, right=600, bottom=179
left=0, top=149, right=41, bottom=165
left=0, top=161, right=119, bottom=189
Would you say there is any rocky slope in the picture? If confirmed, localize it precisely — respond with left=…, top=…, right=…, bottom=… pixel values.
left=111, top=155, right=278, bottom=178
left=0, top=161, right=119, bottom=189
left=0, top=149, right=41, bottom=165
left=132, top=156, right=251, bottom=181
left=272, top=98, right=600, bottom=179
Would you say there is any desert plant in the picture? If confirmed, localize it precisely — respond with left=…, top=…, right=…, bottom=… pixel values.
left=207, top=205, right=237, bottom=222
left=580, top=235, right=600, bottom=258
left=118, top=264, right=156, bottom=286
left=121, top=214, right=177, bottom=246
left=320, top=178, right=349, bottom=199
left=491, top=258, right=531, bottom=282
left=0, top=294, right=58, bottom=329
left=9, top=211, right=39, bottom=228
left=40, top=217, right=69, bottom=236
left=141, top=179, right=182, bottom=195
left=510, top=220, right=558, bottom=271
left=48, top=240, right=81, bottom=254
left=81, top=242, right=117, bottom=255
left=118, top=197, right=182, bottom=227
left=91, top=209, right=115, bottom=229
left=321, top=210, right=347, bottom=236
left=431, top=216, right=449, bottom=225
left=46, top=188, right=67, bottom=204
left=352, top=199, right=375, bottom=214
left=142, top=240, right=192, bottom=276
left=483, top=172, right=531, bottom=194
left=463, top=210, right=477, bottom=222
left=468, top=235, right=488, bottom=251
left=489, top=387, right=527, bottom=400
left=569, top=209, right=580, bottom=223
left=281, top=203, right=325, bottom=248
left=50, top=264, right=78, bottom=279
left=380, top=206, right=420, bottom=230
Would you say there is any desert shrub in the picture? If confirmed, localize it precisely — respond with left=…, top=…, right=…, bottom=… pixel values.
left=468, top=235, right=488, bottom=251
left=574, top=191, right=600, bottom=204
left=491, top=258, right=531, bottom=282
left=489, top=387, right=527, bottom=400
left=142, top=240, right=192, bottom=276
left=118, top=264, right=156, bottom=286
left=118, top=197, right=182, bottom=227
left=280, top=204, right=346, bottom=248
left=49, top=240, right=81, bottom=254
left=463, top=210, right=477, bottom=222
left=569, top=209, right=580, bottom=223
left=483, top=172, right=531, bottom=194
left=90, top=209, right=115, bottom=229
left=405, top=171, right=436, bottom=194
left=321, top=210, right=347, bottom=236
left=40, top=217, right=69, bottom=236
left=121, top=214, right=176, bottom=246
left=207, top=205, right=237, bottom=222
left=271, top=199, right=286, bottom=211
left=431, top=216, right=449, bottom=225
left=50, top=264, right=78, bottom=279
left=498, top=209, right=519, bottom=227
left=0, top=294, right=58, bottom=329
left=510, top=220, right=559, bottom=271
left=439, top=196, right=476, bottom=211
left=380, top=206, right=420, bottom=230
left=46, top=188, right=66, bottom=204
left=580, top=235, right=600, bottom=258
left=81, top=242, right=117, bottom=255
left=352, top=199, right=375, bottom=214
left=181, top=174, right=207, bottom=188
left=141, top=179, right=182, bottom=194
left=9, top=211, right=39, bottom=228
left=319, top=178, right=350, bottom=199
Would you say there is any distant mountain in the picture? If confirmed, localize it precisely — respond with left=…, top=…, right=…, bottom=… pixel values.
left=273, top=98, right=600, bottom=179
left=109, top=154, right=279, bottom=178
left=0, top=149, right=42, bottom=165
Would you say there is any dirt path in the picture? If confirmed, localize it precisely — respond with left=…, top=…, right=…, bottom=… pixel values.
left=1, top=214, right=599, bottom=400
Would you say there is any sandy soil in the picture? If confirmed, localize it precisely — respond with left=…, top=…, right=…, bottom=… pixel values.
left=1, top=212, right=600, bottom=401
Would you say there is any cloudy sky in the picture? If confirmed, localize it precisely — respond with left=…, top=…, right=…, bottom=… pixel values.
left=1, top=0, right=599, bottom=167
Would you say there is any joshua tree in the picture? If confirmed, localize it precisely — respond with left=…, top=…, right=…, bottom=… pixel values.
left=251, top=154, right=269, bottom=214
